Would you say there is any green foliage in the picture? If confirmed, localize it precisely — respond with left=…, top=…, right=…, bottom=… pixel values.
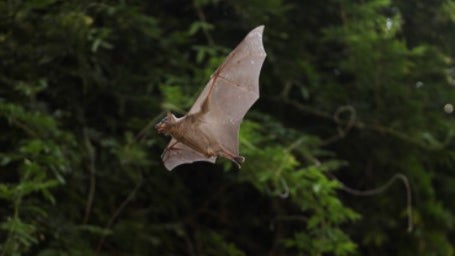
left=196, top=230, right=246, bottom=256
left=0, top=101, right=76, bottom=254
left=1, top=0, right=455, bottom=255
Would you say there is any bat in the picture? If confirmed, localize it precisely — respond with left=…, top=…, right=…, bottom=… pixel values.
left=155, top=25, right=267, bottom=171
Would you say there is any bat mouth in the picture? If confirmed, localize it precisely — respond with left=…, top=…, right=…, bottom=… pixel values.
left=155, top=123, right=167, bottom=134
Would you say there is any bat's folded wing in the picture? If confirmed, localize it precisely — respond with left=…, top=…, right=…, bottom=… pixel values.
left=162, top=139, right=216, bottom=171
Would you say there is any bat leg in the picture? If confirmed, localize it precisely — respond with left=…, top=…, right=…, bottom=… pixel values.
left=233, top=155, right=245, bottom=168
left=216, top=147, right=245, bottom=169
left=162, top=141, right=179, bottom=160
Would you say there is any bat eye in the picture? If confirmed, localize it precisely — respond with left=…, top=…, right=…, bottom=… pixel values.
left=157, top=116, right=168, bottom=125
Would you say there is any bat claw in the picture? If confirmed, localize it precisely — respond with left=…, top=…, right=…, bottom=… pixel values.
left=234, top=156, right=245, bottom=163
left=216, top=146, right=245, bottom=169
left=233, top=156, right=245, bottom=169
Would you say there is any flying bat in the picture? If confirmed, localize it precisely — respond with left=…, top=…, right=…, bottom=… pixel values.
left=156, top=25, right=267, bottom=171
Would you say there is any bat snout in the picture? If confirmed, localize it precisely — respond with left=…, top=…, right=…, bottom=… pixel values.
left=155, top=122, right=167, bottom=134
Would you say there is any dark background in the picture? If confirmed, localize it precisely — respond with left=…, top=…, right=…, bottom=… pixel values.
left=1, top=0, right=455, bottom=255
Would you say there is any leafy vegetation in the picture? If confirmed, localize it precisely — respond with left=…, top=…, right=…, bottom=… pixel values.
left=1, top=0, right=455, bottom=255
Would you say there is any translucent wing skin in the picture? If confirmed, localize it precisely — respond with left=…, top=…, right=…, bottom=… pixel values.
left=190, top=25, right=266, bottom=155
left=162, top=25, right=266, bottom=170
left=162, top=139, right=216, bottom=171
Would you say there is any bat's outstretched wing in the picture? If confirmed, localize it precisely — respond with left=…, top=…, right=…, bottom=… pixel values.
left=162, top=138, right=216, bottom=171
left=161, top=26, right=266, bottom=170
left=189, top=25, right=267, bottom=156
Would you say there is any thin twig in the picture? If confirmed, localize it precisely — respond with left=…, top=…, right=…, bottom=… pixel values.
left=183, top=229, right=197, bottom=256
left=280, top=80, right=294, bottom=99
left=193, top=0, right=214, bottom=46
left=83, top=128, right=96, bottom=224
left=321, top=105, right=357, bottom=145
left=135, top=112, right=166, bottom=143
left=278, top=177, right=289, bottom=198
left=273, top=97, right=428, bottom=148
left=96, top=176, right=143, bottom=253
left=11, top=119, right=40, bottom=138
left=335, top=173, right=413, bottom=232
left=333, top=105, right=356, bottom=137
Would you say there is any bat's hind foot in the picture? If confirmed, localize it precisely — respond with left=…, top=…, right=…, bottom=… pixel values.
left=234, top=156, right=245, bottom=164
left=233, top=155, right=245, bottom=169
left=217, top=148, right=245, bottom=169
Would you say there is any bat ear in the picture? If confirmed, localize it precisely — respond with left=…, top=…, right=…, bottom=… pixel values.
left=166, top=112, right=177, bottom=123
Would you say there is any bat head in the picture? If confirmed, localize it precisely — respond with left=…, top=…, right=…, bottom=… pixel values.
left=155, top=112, right=177, bottom=135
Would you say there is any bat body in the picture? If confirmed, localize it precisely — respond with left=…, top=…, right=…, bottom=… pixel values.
left=156, top=26, right=267, bottom=171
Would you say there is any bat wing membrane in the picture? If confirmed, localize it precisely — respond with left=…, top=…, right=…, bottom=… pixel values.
left=162, top=139, right=216, bottom=171
left=190, top=26, right=266, bottom=155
